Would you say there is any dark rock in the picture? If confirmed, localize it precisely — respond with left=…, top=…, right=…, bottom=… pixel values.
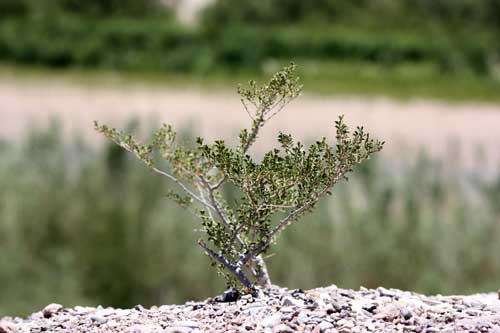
left=134, top=305, right=145, bottom=312
left=214, top=288, right=240, bottom=303
left=42, top=303, right=63, bottom=318
left=362, top=303, right=377, bottom=314
left=400, top=307, right=413, bottom=320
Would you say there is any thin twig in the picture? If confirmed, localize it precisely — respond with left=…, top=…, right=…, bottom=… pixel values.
left=115, top=141, right=215, bottom=211
left=198, top=184, right=215, bottom=223
left=151, top=166, right=215, bottom=210
left=240, top=99, right=255, bottom=120
left=266, top=95, right=298, bottom=122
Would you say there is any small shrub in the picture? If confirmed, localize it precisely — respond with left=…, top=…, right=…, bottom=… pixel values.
left=96, top=64, right=383, bottom=294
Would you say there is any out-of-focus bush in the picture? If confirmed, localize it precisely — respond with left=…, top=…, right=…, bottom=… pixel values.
left=202, top=0, right=500, bottom=30
left=0, top=17, right=492, bottom=76
left=0, top=0, right=497, bottom=77
left=202, top=0, right=498, bottom=75
left=0, top=17, right=211, bottom=72
left=1, top=124, right=500, bottom=316
left=0, top=0, right=167, bottom=18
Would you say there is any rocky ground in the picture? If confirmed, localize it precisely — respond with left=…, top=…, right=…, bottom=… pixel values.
left=1, top=285, right=500, bottom=333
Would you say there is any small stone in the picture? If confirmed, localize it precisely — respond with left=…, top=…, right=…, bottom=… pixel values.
left=325, top=304, right=336, bottom=315
left=475, top=320, right=490, bottom=330
left=244, top=324, right=255, bottom=330
left=112, top=309, right=130, bottom=317
left=315, top=299, right=327, bottom=308
left=315, top=321, right=334, bottom=332
left=42, top=303, right=63, bottom=318
left=134, top=305, right=146, bottom=312
left=362, top=303, right=377, bottom=314
left=377, top=287, right=397, bottom=298
left=241, top=304, right=266, bottom=316
left=373, top=304, right=400, bottom=321
left=337, top=319, right=354, bottom=328
left=280, top=306, right=295, bottom=313
left=90, top=315, right=108, bottom=325
left=163, top=328, right=192, bottom=333
left=273, top=323, right=294, bottom=333
left=424, top=328, right=439, bottom=333
left=96, top=308, right=116, bottom=316
left=463, top=298, right=483, bottom=309
left=282, top=297, right=303, bottom=307
left=128, top=324, right=162, bottom=333
left=0, top=321, right=16, bottom=333
left=74, top=306, right=89, bottom=315
left=400, top=307, right=412, bottom=320
left=170, top=321, right=199, bottom=329
left=297, top=312, right=309, bottom=324
left=291, top=289, right=304, bottom=295
left=319, top=293, right=332, bottom=301
left=262, top=314, right=281, bottom=327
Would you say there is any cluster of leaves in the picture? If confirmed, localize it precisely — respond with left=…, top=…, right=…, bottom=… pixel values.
left=96, top=64, right=383, bottom=293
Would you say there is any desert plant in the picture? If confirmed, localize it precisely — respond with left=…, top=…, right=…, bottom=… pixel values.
left=95, top=64, right=383, bottom=294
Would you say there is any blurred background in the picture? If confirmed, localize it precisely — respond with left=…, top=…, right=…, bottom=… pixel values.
left=1, top=0, right=500, bottom=317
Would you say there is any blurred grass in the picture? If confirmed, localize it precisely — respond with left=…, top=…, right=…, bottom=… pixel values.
left=1, top=123, right=500, bottom=317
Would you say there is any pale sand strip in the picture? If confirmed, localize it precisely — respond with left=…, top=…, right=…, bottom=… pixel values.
left=1, top=79, right=500, bottom=169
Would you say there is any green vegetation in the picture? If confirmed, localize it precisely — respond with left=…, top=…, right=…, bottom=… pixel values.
left=95, top=65, right=383, bottom=293
left=0, top=0, right=499, bottom=100
left=2, top=122, right=500, bottom=316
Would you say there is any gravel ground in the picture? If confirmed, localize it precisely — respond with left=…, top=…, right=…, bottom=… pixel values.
left=2, top=285, right=500, bottom=333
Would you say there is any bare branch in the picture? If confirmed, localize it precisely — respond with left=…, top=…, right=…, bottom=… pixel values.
left=113, top=140, right=216, bottom=211
left=198, top=184, right=216, bottom=223
left=199, top=176, right=232, bottom=227
left=198, top=239, right=254, bottom=291
left=199, top=175, right=246, bottom=247
left=211, top=175, right=226, bottom=190
left=150, top=166, right=215, bottom=211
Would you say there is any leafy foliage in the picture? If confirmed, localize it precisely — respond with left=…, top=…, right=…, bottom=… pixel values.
left=96, top=64, right=383, bottom=292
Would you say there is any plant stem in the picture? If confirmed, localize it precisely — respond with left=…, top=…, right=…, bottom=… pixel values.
left=252, top=255, right=271, bottom=287
left=197, top=240, right=255, bottom=292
